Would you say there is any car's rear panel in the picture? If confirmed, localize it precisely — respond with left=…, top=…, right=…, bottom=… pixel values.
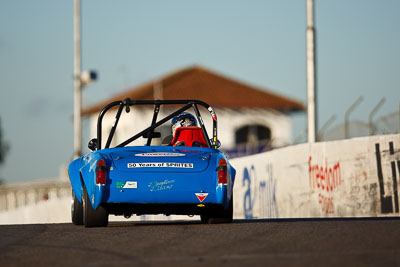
left=106, top=170, right=220, bottom=204
left=100, top=146, right=227, bottom=209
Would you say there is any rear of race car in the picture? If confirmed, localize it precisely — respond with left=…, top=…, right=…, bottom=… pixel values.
left=69, top=146, right=235, bottom=226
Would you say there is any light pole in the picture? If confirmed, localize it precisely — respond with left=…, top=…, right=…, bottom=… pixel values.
left=73, top=0, right=82, bottom=159
left=73, top=0, right=97, bottom=159
left=306, top=0, right=317, bottom=143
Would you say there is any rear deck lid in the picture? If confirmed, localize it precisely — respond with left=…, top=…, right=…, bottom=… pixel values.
left=109, top=147, right=213, bottom=173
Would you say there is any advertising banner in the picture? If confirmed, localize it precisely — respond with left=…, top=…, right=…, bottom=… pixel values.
left=231, top=134, right=400, bottom=219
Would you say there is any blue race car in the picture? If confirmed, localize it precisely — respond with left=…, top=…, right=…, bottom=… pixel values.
left=68, top=99, right=236, bottom=227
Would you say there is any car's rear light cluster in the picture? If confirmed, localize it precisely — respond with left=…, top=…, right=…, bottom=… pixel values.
left=96, top=159, right=107, bottom=185
left=217, top=159, right=228, bottom=184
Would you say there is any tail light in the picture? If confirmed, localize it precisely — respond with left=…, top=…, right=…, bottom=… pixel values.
left=96, top=159, right=107, bottom=185
left=216, top=159, right=228, bottom=184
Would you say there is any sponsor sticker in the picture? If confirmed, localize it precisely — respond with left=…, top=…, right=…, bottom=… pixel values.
left=127, top=162, right=194, bottom=168
left=116, top=181, right=138, bottom=189
left=195, top=193, right=209, bottom=202
left=135, top=152, right=185, bottom=157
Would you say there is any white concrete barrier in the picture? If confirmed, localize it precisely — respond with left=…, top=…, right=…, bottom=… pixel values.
left=231, top=134, right=400, bottom=219
left=0, top=180, right=71, bottom=212
left=0, top=196, right=72, bottom=224
left=0, top=195, right=198, bottom=225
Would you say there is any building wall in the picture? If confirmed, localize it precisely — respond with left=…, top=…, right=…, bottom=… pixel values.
left=215, top=108, right=291, bottom=149
left=88, top=107, right=291, bottom=150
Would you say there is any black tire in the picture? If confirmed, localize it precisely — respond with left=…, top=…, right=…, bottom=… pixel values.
left=201, top=195, right=233, bottom=224
left=82, top=185, right=108, bottom=227
left=71, top=190, right=83, bottom=225
left=200, top=213, right=209, bottom=224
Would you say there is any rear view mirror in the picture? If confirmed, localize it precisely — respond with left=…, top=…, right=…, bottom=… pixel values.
left=211, top=139, right=221, bottom=148
left=88, top=138, right=98, bottom=151
left=216, top=140, right=221, bottom=148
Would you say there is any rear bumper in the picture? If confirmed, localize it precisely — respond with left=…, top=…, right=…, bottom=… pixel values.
left=102, top=202, right=226, bottom=216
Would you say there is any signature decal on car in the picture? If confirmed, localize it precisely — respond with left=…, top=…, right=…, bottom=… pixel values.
left=135, top=152, right=185, bottom=157
left=116, top=181, right=138, bottom=189
left=127, top=162, right=194, bottom=168
left=195, top=193, right=209, bottom=202
left=148, top=179, right=175, bottom=191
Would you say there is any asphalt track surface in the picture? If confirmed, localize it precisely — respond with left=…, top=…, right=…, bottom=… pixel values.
left=1, top=218, right=399, bottom=267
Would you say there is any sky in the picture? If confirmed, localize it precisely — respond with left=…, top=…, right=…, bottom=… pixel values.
left=0, top=0, right=399, bottom=184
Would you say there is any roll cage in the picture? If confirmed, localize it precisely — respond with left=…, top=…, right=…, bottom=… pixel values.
left=93, top=99, right=218, bottom=150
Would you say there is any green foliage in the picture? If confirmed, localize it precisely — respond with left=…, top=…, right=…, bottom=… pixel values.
left=0, top=118, right=9, bottom=165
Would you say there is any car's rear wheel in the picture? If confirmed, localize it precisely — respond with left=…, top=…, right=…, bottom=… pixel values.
left=82, top=185, right=108, bottom=227
left=71, top=190, right=83, bottom=225
left=201, top=195, right=233, bottom=224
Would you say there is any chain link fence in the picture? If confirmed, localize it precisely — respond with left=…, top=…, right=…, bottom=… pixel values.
left=322, top=112, right=399, bottom=141
left=295, top=111, right=399, bottom=143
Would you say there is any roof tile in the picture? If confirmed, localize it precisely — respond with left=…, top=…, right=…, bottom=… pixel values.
left=82, top=65, right=304, bottom=116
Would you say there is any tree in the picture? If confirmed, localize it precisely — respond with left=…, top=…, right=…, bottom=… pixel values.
left=0, top=118, right=9, bottom=185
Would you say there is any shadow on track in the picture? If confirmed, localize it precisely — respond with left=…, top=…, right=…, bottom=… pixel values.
left=234, top=216, right=400, bottom=224
left=108, top=219, right=203, bottom=227
left=107, top=216, right=400, bottom=228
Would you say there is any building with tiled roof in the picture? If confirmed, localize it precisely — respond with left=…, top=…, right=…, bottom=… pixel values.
left=83, top=65, right=304, bottom=157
